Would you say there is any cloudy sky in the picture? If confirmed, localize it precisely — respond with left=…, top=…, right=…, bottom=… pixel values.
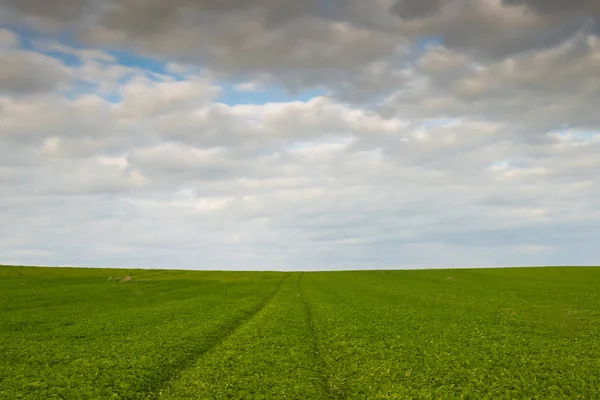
left=1, top=0, right=599, bottom=270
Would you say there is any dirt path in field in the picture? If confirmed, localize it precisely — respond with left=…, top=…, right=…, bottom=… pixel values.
left=148, top=274, right=289, bottom=398
left=297, top=274, right=333, bottom=399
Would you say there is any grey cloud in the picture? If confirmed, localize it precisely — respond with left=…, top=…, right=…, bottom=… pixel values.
left=502, top=0, right=600, bottom=16
left=390, top=0, right=598, bottom=60
left=98, top=0, right=321, bottom=34
left=89, top=12, right=401, bottom=82
left=0, top=50, right=72, bottom=95
left=2, top=0, right=407, bottom=99
left=0, top=0, right=97, bottom=32
left=2, top=0, right=88, bottom=21
left=4, top=0, right=598, bottom=100
left=381, top=35, right=600, bottom=134
left=391, top=0, right=444, bottom=20
left=393, top=0, right=600, bottom=20
left=128, top=144, right=242, bottom=185
left=83, top=0, right=598, bottom=97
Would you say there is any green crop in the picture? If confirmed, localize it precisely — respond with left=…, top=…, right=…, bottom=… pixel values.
left=1, top=266, right=599, bottom=399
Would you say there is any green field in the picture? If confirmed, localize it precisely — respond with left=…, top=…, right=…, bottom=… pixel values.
left=1, top=266, right=599, bottom=399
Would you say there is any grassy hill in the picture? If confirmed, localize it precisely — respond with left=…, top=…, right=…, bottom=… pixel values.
left=1, top=265, right=599, bottom=399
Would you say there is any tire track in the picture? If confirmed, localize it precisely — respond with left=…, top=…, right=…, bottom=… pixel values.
left=297, top=274, right=333, bottom=399
left=148, top=274, right=289, bottom=398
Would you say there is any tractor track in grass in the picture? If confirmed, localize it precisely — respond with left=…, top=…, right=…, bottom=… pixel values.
left=147, top=274, right=289, bottom=399
left=297, top=274, right=333, bottom=400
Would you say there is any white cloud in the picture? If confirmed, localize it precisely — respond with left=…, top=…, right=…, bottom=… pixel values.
left=2, top=68, right=599, bottom=269
left=0, top=29, right=18, bottom=49
left=117, top=77, right=221, bottom=119
left=32, top=39, right=116, bottom=62
left=234, top=81, right=264, bottom=93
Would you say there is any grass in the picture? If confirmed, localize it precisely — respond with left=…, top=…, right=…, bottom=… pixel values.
left=1, top=266, right=599, bottom=399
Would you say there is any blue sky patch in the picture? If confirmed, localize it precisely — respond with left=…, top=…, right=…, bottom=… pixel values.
left=412, top=36, right=444, bottom=52
left=219, top=84, right=324, bottom=106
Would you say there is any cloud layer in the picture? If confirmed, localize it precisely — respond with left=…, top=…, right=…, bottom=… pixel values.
left=0, top=0, right=599, bottom=270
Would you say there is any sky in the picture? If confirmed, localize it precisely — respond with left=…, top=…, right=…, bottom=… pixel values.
left=0, top=0, right=599, bottom=271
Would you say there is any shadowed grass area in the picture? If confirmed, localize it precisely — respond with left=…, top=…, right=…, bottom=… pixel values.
left=1, top=266, right=599, bottom=399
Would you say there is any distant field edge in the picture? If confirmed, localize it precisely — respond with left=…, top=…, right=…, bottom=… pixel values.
left=0, top=264, right=599, bottom=273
